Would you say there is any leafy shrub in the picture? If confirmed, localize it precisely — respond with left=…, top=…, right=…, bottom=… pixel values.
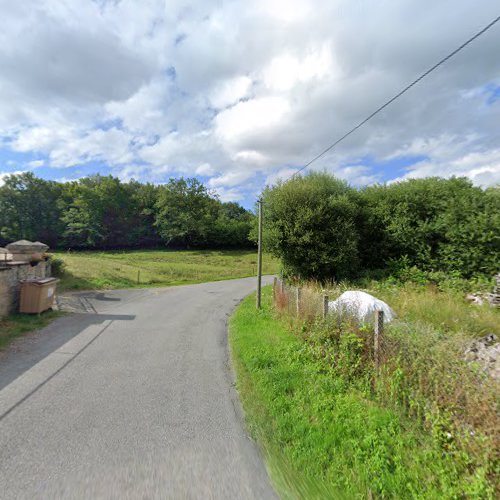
left=262, top=173, right=499, bottom=282
left=360, top=177, right=500, bottom=278
left=49, top=255, right=66, bottom=277
left=261, top=172, right=360, bottom=281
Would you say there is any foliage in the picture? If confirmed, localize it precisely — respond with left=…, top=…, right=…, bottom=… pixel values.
left=0, top=173, right=254, bottom=250
left=261, top=172, right=360, bottom=281
left=262, top=173, right=499, bottom=282
left=0, top=172, right=64, bottom=247
left=361, top=177, right=500, bottom=278
left=230, top=287, right=498, bottom=498
left=48, top=255, right=66, bottom=277
left=55, top=249, right=278, bottom=291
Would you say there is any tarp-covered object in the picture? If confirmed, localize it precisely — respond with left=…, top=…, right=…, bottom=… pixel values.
left=328, top=291, right=396, bottom=324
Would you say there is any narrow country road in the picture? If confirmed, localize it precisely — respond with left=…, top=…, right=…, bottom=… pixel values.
left=0, top=277, right=276, bottom=499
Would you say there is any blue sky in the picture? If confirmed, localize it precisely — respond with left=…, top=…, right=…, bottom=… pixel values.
left=1, top=0, right=499, bottom=206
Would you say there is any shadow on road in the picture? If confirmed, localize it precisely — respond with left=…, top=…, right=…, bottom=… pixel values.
left=0, top=312, right=135, bottom=392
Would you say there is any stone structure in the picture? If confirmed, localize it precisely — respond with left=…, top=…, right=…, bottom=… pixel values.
left=5, top=240, right=49, bottom=262
left=0, top=241, right=52, bottom=318
left=491, top=273, right=500, bottom=307
left=464, top=334, right=500, bottom=380
left=465, top=273, right=500, bottom=307
left=0, top=247, right=12, bottom=263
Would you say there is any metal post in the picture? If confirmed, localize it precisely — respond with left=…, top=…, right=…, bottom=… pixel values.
left=137, top=270, right=140, bottom=285
left=296, top=287, right=302, bottom=316
left=374, top=310, right=384, bottom=370
left=256, top=198, right=263, bottom=309
left=322, top=294, right=329, bottom=318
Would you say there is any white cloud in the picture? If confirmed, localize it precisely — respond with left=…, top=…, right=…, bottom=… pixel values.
left=393, top=146, right=500, bottom=187
left=28, top=159, right=45, bottom=168
left=0, top=0, right=499, bottom=201
left=208, top=170, right=254, bottom=188
left=209, top=76, right=253, bottom=108
left=215, top=96, right=290, bottom=148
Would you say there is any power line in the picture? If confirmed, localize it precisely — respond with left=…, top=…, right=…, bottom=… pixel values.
left=288, top=13, right=500, bottom=180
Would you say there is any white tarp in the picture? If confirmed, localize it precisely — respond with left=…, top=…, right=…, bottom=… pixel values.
left=328, top=290, right=396, bottom=324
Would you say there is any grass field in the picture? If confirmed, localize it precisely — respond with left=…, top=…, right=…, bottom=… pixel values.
left=54, top=249, right=278, bottom=291
left=229, top=286, right=497, bottom=498
left=0, top=310, right=63, bottom=350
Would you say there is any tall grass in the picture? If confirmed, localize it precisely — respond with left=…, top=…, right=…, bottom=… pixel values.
left=271, top=280, right=499, bottom=497
left=231, top=287, right=498, bottom=498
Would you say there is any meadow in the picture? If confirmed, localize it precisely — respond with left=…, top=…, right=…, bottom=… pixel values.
left=53, top=249, right=278, bottom=291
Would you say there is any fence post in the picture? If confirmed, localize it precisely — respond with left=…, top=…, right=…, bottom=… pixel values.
left=374, top=310, right=384, bottom=370
left=273, top=277, right=277, bottom=305
left=296, top=287, right=302, bottom=316
left=137, top=270, right=140, bottom=285
left=322, top=294, right=329, bottom=319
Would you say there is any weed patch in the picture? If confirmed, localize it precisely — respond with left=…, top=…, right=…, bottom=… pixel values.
left=0, top=310, right=63, bottom=350
left=230, top=286, right=498, bottom=498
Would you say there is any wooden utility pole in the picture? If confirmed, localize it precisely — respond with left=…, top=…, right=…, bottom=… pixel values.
left=256, top=198, right=263, bottom=309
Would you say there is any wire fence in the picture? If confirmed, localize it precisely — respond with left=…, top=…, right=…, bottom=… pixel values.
left=273, top=277, right=385, bottom=363
left=271, top=277, right=499, bottom=482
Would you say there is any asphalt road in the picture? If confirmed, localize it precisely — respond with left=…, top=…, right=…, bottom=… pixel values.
left=0, top=277, right=276, bottom=499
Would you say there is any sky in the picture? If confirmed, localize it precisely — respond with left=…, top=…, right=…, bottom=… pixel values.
left=0, top=0, right=499, bottom=207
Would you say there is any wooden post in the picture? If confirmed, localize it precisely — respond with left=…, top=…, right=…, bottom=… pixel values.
left=322, top=294, right=329, bottom=318
left=296, top=287, right=302, bottom=316
left=374, top=310, right=384, bottom=370
left=256, top=198, right=263, bottom=309
left=273, top=277, right=277, bottom=305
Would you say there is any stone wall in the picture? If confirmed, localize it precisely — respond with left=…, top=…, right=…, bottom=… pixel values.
left=0, top=261, right=51, bottom=318
left=0, top=239, right=54, bottom=318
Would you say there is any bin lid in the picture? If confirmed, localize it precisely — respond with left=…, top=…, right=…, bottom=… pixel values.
left=20, top=277, right=58, bottom=285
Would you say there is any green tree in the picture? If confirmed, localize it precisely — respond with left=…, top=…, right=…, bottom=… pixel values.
left=0, top=172, right=63, bottom=247
left=261, top=172, right=360, bottom=281
left=213, top=202, right=254, bottom=248
left=155, top=178, right=220, bottom=248
left=360, top=177, right=500, bottom=277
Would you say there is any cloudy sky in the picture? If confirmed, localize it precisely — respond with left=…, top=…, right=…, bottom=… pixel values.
left=0, top=0, right=499, bottom=206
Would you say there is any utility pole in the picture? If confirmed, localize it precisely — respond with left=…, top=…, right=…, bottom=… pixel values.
left=256, top=197, right=263, bottom=309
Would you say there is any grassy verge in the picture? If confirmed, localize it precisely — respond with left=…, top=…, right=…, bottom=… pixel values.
left=53, top=249, right=278, bottom=291
left=0, top=310, right=63, bottom=350
left=229, top=286, right=497, bottom=498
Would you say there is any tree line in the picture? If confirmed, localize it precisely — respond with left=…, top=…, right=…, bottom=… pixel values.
left=2, top=171, right=498, bottom=280
left=0, top=173, right=254, bottom=249
left=261, top=173, right=500, bottom=280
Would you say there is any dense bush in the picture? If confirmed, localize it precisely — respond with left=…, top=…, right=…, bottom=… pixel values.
left=261, top=172, right=360, bottom=280
left=0, top=173, right=254, bottom=250
left=361, top=177, right=500, bottom=278
left=262, top=173, right=499, bottom=280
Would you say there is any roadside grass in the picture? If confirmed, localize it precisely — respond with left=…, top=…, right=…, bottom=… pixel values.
left=0, top=310, right=63, bottom=350
left=54, top=249, right=278, bottom=291
left=229, top=286, right=497, bottom=498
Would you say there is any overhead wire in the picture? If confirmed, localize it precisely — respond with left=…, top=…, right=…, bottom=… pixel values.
left=284, top=13, right=500, bottom=181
